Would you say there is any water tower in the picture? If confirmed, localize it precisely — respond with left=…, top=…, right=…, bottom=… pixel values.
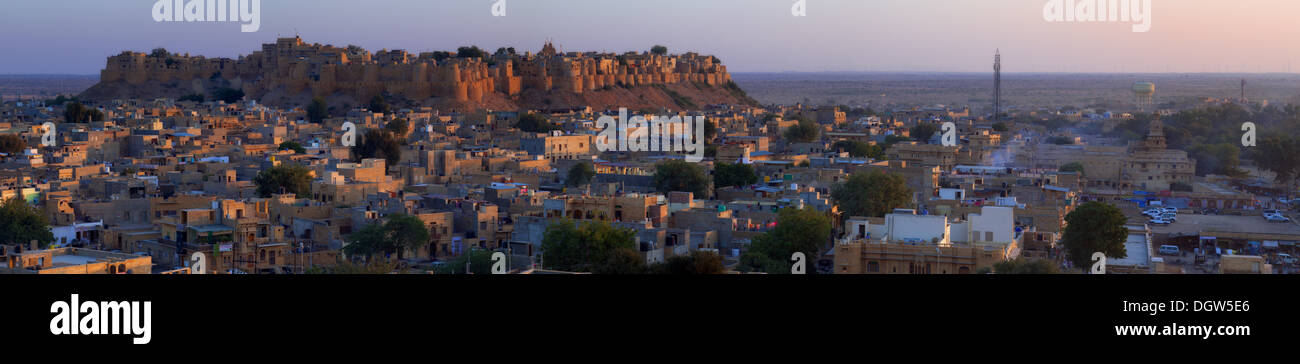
left=1133, top=82, right=1156, bottom=110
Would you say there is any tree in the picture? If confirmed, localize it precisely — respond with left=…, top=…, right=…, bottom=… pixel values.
left=1254, top=137, right=1300, bottom=185
left=278, top=141, right=306, bottom=154
left=1254, top=136, right=1300, bottom=185
left=0, top=134, right=27, bottom=155
left=1189, top=143, right=1245, bottom=177
left=430, top=51, right=454, bottom=62
left=342, top=223, right=388, bottom=261
left=883, top=134, right=912, bottom=149
left=567, top=162, right=596, bottom=186
left=910, top=123, right=939, bottom=142
left=784, top=117, right=820, bottom=143
left=368, top=95, right=391, bottom=114
left=212, top=87, right=244, bottom=104
left=654, top=160, right=710, bottom=198
left=1047, top=136, right=1075, bottom=145
left=456, top=46, right=487, bottom=58
left=343, top=214, right=430, bottom=261
left=1060, top=202, right=1128, bottom=272
left=831, top=140, right=883, bottom=159
left=63, top=102, right=104, bottom=123
left=253, top=164, right=313, bottom=198
left=44, top=95, right=76, bottom=106
left=539, top=220, right=643, bottom=273
left=992, top=122, right=1009, bottom=132
left=385, top=118, right=409, bottom=137
left=437, top=248, right=497, bottom=274
left=516, top=113, right=556, bottom=133
left=385, top=214, right=431, bottom=260
left=1059, top=162, right=1085, bottom=175
left=595, top=249, right=649, bottom=274
left=353, top=129, right=403, bottom=169
left=714, top=162, right=757, bottom=189
left=845, top=106, right=876, bottom=119
left=650, top=250, right=724, bottom=274
left=831, top=171, right=912, bottom=218
left=149, top=48, right=170, bottom=58
left=991, top=259, right=1060, bottom=274
left=178, top=94, right=205, bottom=103
left=650, top=45, right=668, bottom=56
left=306, top=259, right=401, bottom=274
left=739, top=207, right=832, bottom=274
left=0, top=196, right=54, bottom=249
left=703, top=119, right=718, bottom=141
left=306, top=97, right=329, bottom=123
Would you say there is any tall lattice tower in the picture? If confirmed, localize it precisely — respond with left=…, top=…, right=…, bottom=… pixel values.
left=993, top=50, right=1002, bottom=121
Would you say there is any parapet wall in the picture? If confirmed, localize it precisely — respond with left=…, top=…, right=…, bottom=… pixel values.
left=94, top=37, right=733, bottom=105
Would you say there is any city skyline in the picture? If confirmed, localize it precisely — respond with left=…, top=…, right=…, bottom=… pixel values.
left=2, top=0, right=1300, bottom=75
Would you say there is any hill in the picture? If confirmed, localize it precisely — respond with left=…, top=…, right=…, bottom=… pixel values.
left=80, top=37, right=758, bottom=112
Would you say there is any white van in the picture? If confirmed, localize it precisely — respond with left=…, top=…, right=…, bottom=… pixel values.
left=1158, top=245, right=1180, bottom=256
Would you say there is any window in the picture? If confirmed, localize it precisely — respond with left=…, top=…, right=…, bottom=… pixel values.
left=867, top=261, right=880, bottom=272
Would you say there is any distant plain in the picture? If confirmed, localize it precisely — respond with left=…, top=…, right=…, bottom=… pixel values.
left=5, top=73, right=1300, bottom=114
left=733, top=72, right=1300, bottom=112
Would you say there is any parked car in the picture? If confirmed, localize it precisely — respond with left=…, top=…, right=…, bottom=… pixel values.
left=1159, top=214, right=1177, bottom=222
left=1278, top=253, right=1298, bottom=265
left=1266, top=214, right=1291, bottom=223
left=1150, top=219, right=1172, bottom=225
left=1158, top=245, right=1181, bottom=256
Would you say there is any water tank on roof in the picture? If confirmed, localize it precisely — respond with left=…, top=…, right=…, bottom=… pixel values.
left=1132, top=82, right=1156, bottom=94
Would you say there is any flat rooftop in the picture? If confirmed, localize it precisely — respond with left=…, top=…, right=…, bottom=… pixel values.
left=1110, top=229, right=1150, bottom=267
left=1150, top=214, right=1300, bottom=238
left=51, top=254, right=99, bottom=267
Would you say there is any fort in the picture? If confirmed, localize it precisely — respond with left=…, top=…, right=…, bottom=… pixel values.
left=82, top=37, right=750, bottom=111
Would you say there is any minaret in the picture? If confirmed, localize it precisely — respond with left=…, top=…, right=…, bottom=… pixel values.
left=993, top=50, right=1002, bottom=121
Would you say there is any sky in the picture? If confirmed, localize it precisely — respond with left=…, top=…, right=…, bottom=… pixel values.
left=2, top=0, right=1299, bottom=74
